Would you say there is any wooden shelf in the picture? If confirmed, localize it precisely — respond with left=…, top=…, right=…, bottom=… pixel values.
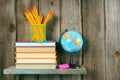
left=4, top=66, right=87, bottom=75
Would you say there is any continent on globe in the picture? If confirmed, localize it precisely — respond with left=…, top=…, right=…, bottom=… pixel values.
left=63, top=32, right=70, bottom=39
left=71, top=38, right=80, bottom=49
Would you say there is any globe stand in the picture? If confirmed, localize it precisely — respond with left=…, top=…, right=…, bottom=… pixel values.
left=69, top=54, right=75, bottom=68
left=69, top=54, right=80, bottom=69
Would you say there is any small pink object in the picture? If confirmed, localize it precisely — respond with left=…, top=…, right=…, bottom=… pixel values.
left=59, top=64, right=70, bottom=70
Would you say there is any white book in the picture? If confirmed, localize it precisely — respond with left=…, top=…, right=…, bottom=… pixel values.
left=15, top=42, right=56, bottom=47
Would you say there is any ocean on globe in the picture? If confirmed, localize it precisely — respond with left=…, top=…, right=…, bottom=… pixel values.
left=60, top=31, right=83, bottom=53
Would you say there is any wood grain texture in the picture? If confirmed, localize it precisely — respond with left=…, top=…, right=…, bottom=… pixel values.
left=105, top=0, right=120, bottom=80
left=16, top=0, right=39, bottom=80
left=60, top=0, right=82, bottom=80
left=16, top=0, right=38, bottom=41
left=61, top=0, right=82, bottom=67
left=14, top=75, right=19, bottom=80
left=0, top=26, right=5, bottom=80
left=82, top=0, right=106, bottom=80
left=3, top=66, right=87, bottom=75
left=61, top=0, right=82, bottom=65
left=0, top=4, right=5, bottom=78
left=19, top=75, right=38, bottom=80
left=0, top=0, right=16, bottom=80
left=39, top=0, right=60, bottom=80
left=39, top=0, right=60, bottom=41
left=1, top=0, right=120, bottom=80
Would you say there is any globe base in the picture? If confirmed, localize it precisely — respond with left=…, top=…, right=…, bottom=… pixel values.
left=69, top=54, right=81, bottom=69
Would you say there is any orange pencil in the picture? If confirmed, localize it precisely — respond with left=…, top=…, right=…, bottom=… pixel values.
left=43, top=11, right=53, bottom=24
left=24, top=9, right=36, bottom=24
left=32, top=6, right=40, bottom=24
left=40, top=14, right=44, bottom=23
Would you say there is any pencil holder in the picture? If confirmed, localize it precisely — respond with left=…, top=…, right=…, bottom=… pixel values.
left=31, top=24, right=46, bottom=42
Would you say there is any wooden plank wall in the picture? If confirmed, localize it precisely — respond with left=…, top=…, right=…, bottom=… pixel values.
left=60, top=0, right=82, bottom=80
left=105, top=0, right=120, bottom=80
left=0, top=0, right=120, bottom=80
left=82, top=0, right=106, bottom=80
left=0, top=0, right=16, bottom=80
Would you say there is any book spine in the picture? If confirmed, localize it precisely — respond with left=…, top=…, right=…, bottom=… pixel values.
left=15, top=56, right=57, bottom=59
left=16, top=59, right=56, bottom=63
left=15, top=52, right=56, bottom=54
left=16, top=47, right=55, bottom=52
left=16, top=68, right=56, bottom=69
left=15, top=42, right=55, bottom=47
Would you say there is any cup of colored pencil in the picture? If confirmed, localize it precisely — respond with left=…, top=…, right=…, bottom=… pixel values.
left=24, top=5, right=53, bottom=42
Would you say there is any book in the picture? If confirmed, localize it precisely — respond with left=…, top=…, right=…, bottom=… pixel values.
left=16, top=46, right=55, bottom=52
left=15, top=52, right=56, bottom=57
left=15, top=42, right=55, bottom=47
left=16, top=64, right=56, bottom=69
left=16, top=59, right=56, bottom=63
left=15, top=63, right=56, bottom=65
left=16, top=67, right=56, bottom=69
left=15, top=56, right=56, bottom=59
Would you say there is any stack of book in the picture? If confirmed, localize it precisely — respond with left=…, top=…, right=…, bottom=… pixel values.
left=15, top=42, right=56, bottom=69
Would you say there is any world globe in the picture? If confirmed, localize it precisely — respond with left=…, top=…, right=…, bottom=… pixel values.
left=60, top=30, right=83, bottom=54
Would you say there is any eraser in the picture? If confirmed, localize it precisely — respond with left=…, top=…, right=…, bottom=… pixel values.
left=59, top=64, right=70, bottom=70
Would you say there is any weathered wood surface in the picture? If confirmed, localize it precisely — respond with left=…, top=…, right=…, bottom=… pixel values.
left=105, top=0, right=120, bottom=80
left=4, top=66, right=87, bottom=75
left=0, top=14, right=5, bottom=79
left=0, top=0, right=16, bottom=80
left=82, top=0, right=106, bottom=80
left=60, top=0, right=82, bottom=80
left=1, top=0, right=120, bottom=80
left=0, top=1, right=6, bottom=80
left=39, top=0, right=60, bottom=41
left=16, top=0, right=38, bottom=80
left=17, top=0, right=38, bottom=41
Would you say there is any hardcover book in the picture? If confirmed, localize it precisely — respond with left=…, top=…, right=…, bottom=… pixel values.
left=15, top=42, right=55, bottom=47
left=16, top=64, right=56, bottom=69
left=15, top=52, right=56, bottom=58
left=16, top=46, right=55, bottom=52
left=16, top=58, right=56, bottom=63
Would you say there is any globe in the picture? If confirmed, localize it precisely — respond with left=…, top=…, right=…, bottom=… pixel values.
left=60, top=30, right=83, bottom=68
left=60, top=30, right=83, bottom=54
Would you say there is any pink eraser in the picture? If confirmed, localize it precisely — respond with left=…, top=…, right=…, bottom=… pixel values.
left=59, top=64, right=70, bottom=70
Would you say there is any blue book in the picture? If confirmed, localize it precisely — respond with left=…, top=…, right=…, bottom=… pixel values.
left=15, top=42, right=56, bottom=47
left=16, top=68, right=56, bottom=70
